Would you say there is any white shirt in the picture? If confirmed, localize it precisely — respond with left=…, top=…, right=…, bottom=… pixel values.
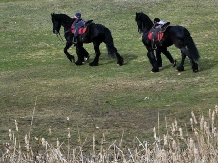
left=158, top=20, right=166, bottom=25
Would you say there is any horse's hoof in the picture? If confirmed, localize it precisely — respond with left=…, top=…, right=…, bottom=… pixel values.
left=71, top=58, right=75, bottom=63
left=176, top=66, right=184, bottom=72
left=117, top=63, right=123, bottom=66
left=89, top=62, right=98, bottom=66
left=192, top=64, right=198, bottom=73
left=75, top=61, right=83, bottom=65
left=68, top=56, right=75, bottom=63
left=84, top=55, right=90, bottom=62
left=151, top=68, right=159, bottom=72
left=117, top=59, right=124, bottom=66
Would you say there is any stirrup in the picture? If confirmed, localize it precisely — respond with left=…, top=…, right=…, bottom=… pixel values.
left=152, top=41, right=157, bottom=49
left=73, top=37, right=77, bottom=44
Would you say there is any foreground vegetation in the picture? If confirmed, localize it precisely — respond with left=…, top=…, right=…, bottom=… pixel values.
left=2, top=106, right=218, bottom=162
left=1, top=0, right=218, bottom=161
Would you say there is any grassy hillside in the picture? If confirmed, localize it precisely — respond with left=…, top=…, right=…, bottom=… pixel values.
left=0, top=0, right=218, bottom=154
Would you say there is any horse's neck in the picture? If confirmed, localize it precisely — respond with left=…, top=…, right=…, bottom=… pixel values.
left=59, top=15, right=74, bottom=29
left=63, top=26, right=70, bottom=32
left=61, top=21, right=72, bottom=30
left=143, top=22, right=152, bottom=33
left=142, top=16, right=153, bottom=31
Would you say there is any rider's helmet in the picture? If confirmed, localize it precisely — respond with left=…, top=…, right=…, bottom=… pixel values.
left=75, top=12, right=81, bottom=19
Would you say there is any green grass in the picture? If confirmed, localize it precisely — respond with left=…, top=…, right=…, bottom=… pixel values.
left=1, top=0, right=218, bottom=154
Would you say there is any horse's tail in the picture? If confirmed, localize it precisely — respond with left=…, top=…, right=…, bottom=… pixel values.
left=184, top=28, right=200, bottom=61
left=104, top=28, right=117, bottom=58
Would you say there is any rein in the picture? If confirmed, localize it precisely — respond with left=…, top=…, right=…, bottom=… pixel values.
left=56, top=32, right=65, bottom=44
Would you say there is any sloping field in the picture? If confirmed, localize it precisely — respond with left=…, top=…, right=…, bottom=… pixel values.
left=0, top=0, right=218, bottom=154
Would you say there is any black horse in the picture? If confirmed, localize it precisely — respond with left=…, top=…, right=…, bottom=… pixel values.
left=51, top=13, right=124, bottom=66
left=135, top=12, right=200, bottom=72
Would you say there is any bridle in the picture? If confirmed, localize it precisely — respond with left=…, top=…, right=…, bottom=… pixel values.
left=53, top=18, right=65, bottom=44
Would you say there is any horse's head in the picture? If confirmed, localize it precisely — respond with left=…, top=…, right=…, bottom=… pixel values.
left=135, top=12, right=153, bottom=33
left=135, top=12, right=144, bottom=33
left=51, top=13, right=61, bottom=34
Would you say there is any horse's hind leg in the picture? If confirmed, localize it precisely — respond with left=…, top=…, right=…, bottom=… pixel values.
left=177, top=47, right=198, bottom=72
left=183, top=48, right=199, bottom=72
left=176, top=48, right=187, bottom=71
left=89, top=42, right=101, bottom=66
left=190, top=58, right=198, bottom=72
left=115, top=52, right=124, bottom=66
left=64, top=41, right=75, bottom=63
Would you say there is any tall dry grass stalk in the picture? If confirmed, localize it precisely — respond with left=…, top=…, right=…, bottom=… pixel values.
left=2, top=105, right=218, bottom=162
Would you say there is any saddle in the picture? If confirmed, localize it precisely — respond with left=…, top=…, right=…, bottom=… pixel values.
left=148, top=22, right=170, bottom=49
left=71, top=20, right=93, bottom=36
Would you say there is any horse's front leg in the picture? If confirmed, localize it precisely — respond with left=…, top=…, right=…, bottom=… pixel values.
left=73, top=41, right=90, bottom=65
left=177, top=48, right=187, bottom=71
left=80, top=46, right=90, bottom=62
left=89, top=42, right=101, bottom=66
left=147, top=51, right=159, bottom=72
left=64, top=41, right=75, bottom=63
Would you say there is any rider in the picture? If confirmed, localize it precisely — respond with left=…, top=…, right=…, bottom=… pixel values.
left=153, top=18, right=176, bottom=69
left=73, top=12, right=84, bottom=43
left=154, top=18, right=166, bottom=28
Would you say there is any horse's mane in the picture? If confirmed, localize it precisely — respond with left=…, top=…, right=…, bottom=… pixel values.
left=52, top=13, right=75, bottom=24
left=136, top=12, right=153, bottom=30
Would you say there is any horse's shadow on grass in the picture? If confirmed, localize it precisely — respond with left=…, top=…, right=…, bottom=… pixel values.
left=83, top=53, right=138, bottom=66
left=197, top=58, right=217, bottom=72
left=81, top=54, right=216, bottom=74
left=123, top=53, right=138, bottom=65
left=162, top=57, right=217, bottom=72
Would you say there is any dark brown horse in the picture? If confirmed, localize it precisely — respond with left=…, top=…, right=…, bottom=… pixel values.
left=51, top=13, right=124, bottom=66
left=135, top=12, right=200, bottom=72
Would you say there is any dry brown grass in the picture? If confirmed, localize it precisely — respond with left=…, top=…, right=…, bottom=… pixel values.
left=2, top=105, right=218, bottom=162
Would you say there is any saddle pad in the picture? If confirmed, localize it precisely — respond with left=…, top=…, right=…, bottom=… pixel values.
left=148, top=30, right=164, bottom=41
left=71, top=27, right=87, bottom=35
